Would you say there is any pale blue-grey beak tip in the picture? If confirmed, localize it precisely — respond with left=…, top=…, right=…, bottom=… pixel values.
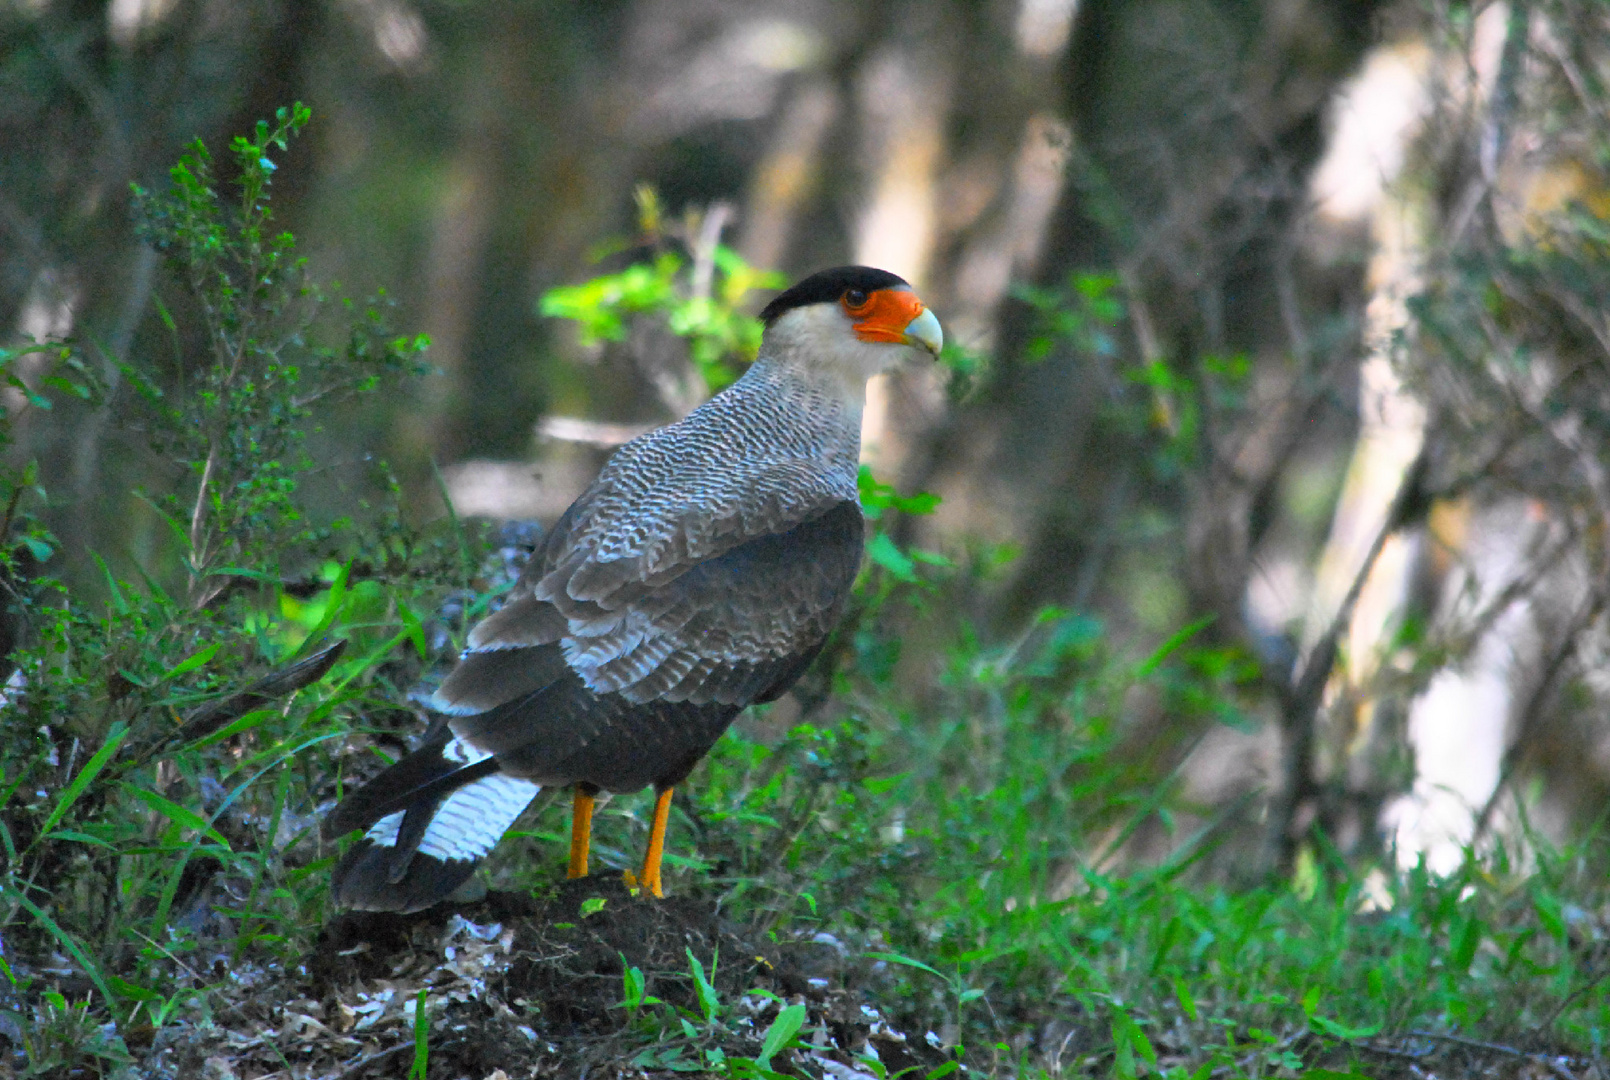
left=903, top=307, right=943, bottom=357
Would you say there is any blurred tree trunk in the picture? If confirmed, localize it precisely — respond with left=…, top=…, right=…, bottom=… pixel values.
left=408, top=33, right=509, bottom=463
left=1270, top=33, right=1441, bottom=869
left=737, top=79, right=839, bottom=275
left=895, top=0, right=1392, bottom=872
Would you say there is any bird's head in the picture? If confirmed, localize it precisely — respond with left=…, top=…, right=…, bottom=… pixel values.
left=758, top=266, right=943, bottom=394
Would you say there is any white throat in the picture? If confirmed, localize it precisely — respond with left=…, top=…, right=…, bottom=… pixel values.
left=759, top=303, right=911, bottom=406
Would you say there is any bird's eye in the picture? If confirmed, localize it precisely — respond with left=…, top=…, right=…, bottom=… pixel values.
left=843, top=288, right=870, bottom=312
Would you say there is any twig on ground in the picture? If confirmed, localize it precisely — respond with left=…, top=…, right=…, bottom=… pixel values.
left=1387, top=1030, right=1583, bottom=1080
left=328, top=1041, right=413, bottom=1080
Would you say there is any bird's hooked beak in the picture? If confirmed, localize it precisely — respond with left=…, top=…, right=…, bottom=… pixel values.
left=901, top=307, right=944, bottom=358
left=851, top=289, right=944, bottom=358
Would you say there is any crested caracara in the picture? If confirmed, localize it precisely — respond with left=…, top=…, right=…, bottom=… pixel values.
left=324, top=265, right=943, bottom=910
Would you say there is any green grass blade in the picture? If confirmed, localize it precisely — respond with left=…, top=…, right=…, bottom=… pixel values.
left=287, top=560, right=350, bottom=662
left=409, top=988, right=430, bottom=1079
left=1133, top=614, right=1215, bottom=678
left=685, top=947, right=720, bottom=1022
left=40, top=722, right=129, bottom=834
left=118, top=782, right=231, bottom=849
left=866, top=950, right=946, bottom=981
left=160, top=642, right=220, bottom=682
left=3, top=885, right=117, bottom=1014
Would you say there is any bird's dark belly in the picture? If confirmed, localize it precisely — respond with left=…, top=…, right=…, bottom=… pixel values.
left=556, top=700, right=742, bottom=794
left=476, top=686, right=741, bottom=794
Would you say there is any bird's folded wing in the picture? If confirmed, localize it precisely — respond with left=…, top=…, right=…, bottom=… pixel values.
left=565, top=498, right=864, bottom=703
left=444, top=497, right=863, bottom=716
left=540, top=458, right=854, bottom=606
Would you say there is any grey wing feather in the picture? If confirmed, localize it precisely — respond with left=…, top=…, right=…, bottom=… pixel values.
left=444, top=502, right=862, bottom=788
left=439, top=499, right=862, bottom=758
left=574, top=500, right=865, bottom=703
left=526, top=368, right=862, bottom=620
left=443, top=365, right=865, bottom=742
left=537, top=460, right=854, bottom=614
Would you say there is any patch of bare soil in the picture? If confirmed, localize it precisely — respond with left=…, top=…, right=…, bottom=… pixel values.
left=95, top=876, right=1607, bottom=1079
left=141, top=876, right=956, bottom=1079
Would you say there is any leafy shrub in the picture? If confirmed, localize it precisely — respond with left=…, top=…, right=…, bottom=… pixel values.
left=0, top=106, right=459, bottom=1074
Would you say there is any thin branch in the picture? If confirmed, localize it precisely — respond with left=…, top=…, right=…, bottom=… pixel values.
left=537, top=415, right=654, bottom=447
left=328, top=1042, right=414, bottom=1080
left=1425, top=514, right=1579, bottom=672
left=1472, top=591, right=1604, bottom=842
left=186, top=445, right=217, bottom=600
left=1266, top=452, right=1425, bottom=873
left=1400, top=1030, right=1580, bottom=1080
left=689, top=202, right=732, bottom=302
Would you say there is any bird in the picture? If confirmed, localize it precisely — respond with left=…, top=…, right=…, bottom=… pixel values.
left=323, top=265, right=943, bottom=911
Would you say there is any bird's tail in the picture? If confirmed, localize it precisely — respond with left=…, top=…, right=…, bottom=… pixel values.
left=324, top=724, right=541, bottom=913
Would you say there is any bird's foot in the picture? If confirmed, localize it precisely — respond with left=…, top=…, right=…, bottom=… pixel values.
left=621, top=869, right=662, bottom=898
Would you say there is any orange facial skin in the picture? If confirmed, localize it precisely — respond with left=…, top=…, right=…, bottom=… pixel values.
left=845, top=288, right=928, bottom=344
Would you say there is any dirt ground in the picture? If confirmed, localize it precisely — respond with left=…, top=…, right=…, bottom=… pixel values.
left=138, top=875, right=958, bottom=1079
left=115, top=875, right=1603, bottom=1079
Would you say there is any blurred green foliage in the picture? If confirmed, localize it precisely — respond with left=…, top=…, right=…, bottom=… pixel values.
left=540, top=187, right=786, bottom=394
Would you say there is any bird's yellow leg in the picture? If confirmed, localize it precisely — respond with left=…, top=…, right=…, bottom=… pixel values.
left=567, top=786, right=596, bottom=879
left=636, top=787, right=673, bottom=898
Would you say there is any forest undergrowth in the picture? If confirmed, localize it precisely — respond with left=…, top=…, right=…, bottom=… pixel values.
left=1, top=109, right=1609, bottom=1080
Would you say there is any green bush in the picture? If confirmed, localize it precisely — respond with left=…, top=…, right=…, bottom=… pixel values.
left=0, top=106, right=460, bottom=1074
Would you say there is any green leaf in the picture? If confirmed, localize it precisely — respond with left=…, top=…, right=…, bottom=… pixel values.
left=686, top=947, right=720, bottom=1023
left=757, top=1003, right=806, bottom=1070
left=1451, top=915, right=1483, bottom=974
left=1174, top=976, right=1198, bottom=1022
left=188, top=708, right=282, bottom=751
left=397, top=599, right=428, bottom=660
left=866, top=951, right=945, bottom=981
left=108, top=976, right=163, bottom=1002
left=43, top=830, right=115, bottom=848
left=621, top=960, right=645, bottom=1010
left=162, top=642, right=221, bottom=682
left=867, top=532, right=917, bottom=582
left=409, top=988, right=429, bottom=1080
left=580, top=896, right=607, bottom=918
left=1533, top=885, right=1567, bottom=942
left=1306, top=1014, right=1381, bottom=1040
left=287, top=560, right=351, bottom=662
left=92, top=553, right=130, bottom=616
left=1110, top=1006, right=1157, bottom=1080
left=1134, top=615, right=1216, bottom=677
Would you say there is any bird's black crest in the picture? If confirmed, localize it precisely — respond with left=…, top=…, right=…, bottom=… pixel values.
left=759, top=266, right=911, bottom=325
